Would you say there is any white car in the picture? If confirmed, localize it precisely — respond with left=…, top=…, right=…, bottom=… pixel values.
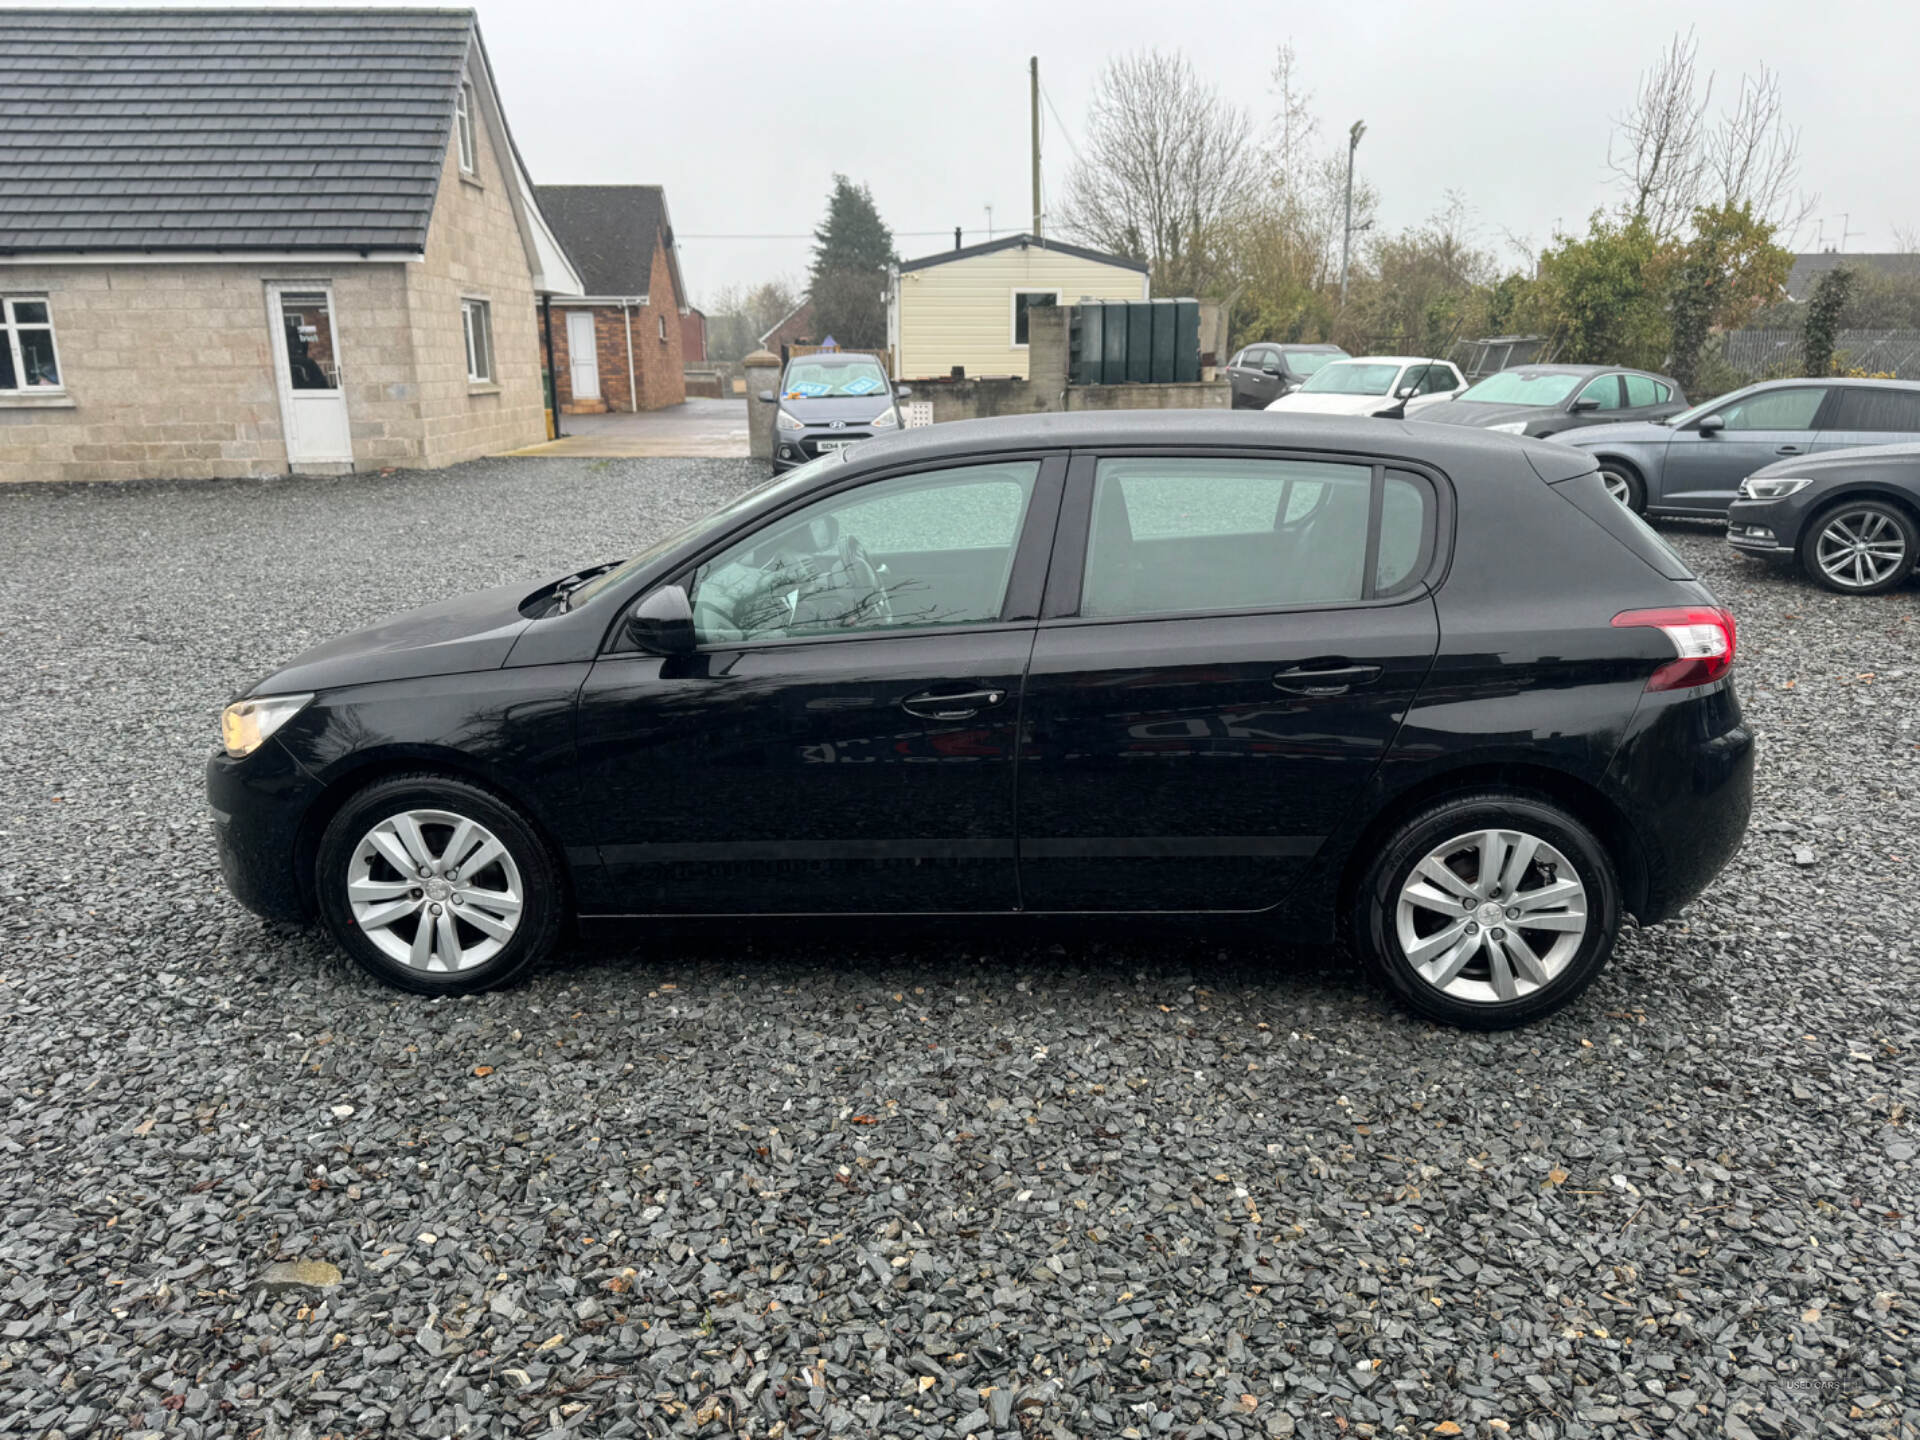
left=1264, top=355, right=1468, bottom=418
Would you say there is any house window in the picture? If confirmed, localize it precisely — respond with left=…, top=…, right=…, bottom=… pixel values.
left=0, top=296, right=63, bottom=391
left=462, top=299, right=493, bottom=383
left=658, top=314, right=668, bottom=343
left=1010, top=289, right=1060, bottom=347
left=455, top=82, right=477, bottom=174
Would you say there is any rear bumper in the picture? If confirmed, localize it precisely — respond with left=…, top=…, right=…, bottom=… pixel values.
left=207, top=740, right=323, bottom=922
left=1605, top=680, right=1754, bottom=924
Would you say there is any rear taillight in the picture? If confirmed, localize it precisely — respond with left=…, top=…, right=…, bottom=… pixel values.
left=1612, top=606, right=1737, bottom=691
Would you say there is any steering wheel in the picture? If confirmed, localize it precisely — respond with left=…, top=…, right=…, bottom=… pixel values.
left=839, top=534, right=892, bottom=627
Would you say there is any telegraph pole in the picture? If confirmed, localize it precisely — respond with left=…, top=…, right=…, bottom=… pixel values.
left=1340, top=119, right=1366, bottom=307
left=1030, top=57, right=1042, bottom=238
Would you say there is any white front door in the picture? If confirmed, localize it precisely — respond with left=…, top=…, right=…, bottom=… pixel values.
left=567, top=311, right=600, bottom=401
left=267, top=284, right=353, bottom=467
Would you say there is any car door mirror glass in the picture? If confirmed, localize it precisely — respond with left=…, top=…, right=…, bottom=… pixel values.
left=626, top=584, right=695, bottom=654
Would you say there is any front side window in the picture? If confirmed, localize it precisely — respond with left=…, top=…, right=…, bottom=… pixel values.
left=1300, top=362, right=1399, bottom=396
left=1457, top=371, right=1580, bottom=407
left=1012, top=291, right=1060, bottom=347
left=0, top=297, right=63, bottom=391
left=462, top=299, right=493, bottom=383
left=1622, top=373, right=1667, bottom=407
left=456, top=82, right=477, bottom=174
left=1831, top=386, right=1920, bottom=432
left=1576, top=374, right=1623, bottom=410
left=1421, top=364, right=1460, bottom=395
left=689, top=461, right=1040, bottom=644
left=1080, top=456, right=1429, bottom=618
left=1715, top=386, right=1827, bottom=431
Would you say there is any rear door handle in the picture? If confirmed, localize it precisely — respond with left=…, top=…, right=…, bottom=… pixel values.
left=1774, top=444, right=1806, bottom=455
left=1273, top=663, right=1383, bottom=696
left=901, top=687, right=1007, bottom=721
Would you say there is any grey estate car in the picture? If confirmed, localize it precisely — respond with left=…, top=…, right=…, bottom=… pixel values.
left=1555, top=377, right=1920, bottom=515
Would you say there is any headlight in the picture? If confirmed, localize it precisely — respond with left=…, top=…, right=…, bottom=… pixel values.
left=776, top=408, right=807, bottom=430
left=220, top=693, right=313, bottom=759
left=869, top=407, right=899, bottom=429
left=1487, top=420, right=1529, bottom=435
left=1737, top=475, right=1812, bottom=500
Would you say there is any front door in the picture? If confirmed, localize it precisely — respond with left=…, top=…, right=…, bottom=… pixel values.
left=572, top=455, right=1066, bottom=914
left=267, top=285, right=351, bottom=467
left=1018, top=453, right=1442, bottom=912
left=1659, top=384, right=1832, bottom=512
left=567, top=311, right=600, bottom=402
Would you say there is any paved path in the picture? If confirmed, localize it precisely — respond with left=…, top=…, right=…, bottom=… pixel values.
left=506, top=395, right=750, bottom=459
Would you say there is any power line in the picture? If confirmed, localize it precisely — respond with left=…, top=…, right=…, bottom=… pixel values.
left=1040, top=81, right=1083, bottom=166
left=678, top=229, right=965, bottom=241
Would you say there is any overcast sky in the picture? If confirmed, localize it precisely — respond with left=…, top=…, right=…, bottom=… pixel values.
left=51, top=0, right=1920, bottom=304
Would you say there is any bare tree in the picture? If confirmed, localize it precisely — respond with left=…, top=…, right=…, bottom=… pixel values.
left=1058, top=49, right=1260, bottom=295
left=1893, top=223, right=1920, bottom=253
left=1607, top=28, right=1712, bottom=241
left=1708, top=65, right=1814, bottom=238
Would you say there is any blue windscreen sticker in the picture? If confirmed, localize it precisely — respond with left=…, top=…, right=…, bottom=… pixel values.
left=842, top=374, right=883, bottom=395
left=787, top=381, right=831, bottom=398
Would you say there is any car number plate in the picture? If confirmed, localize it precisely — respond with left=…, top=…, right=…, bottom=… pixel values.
left=814, top=439, right=854, bottom=452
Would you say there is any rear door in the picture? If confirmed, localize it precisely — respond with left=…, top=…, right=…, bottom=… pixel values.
left=1016, top=451, right=1443, bottom=913
left=1812, top=385, right=1920, bottom=453
left=1660, top=385, right=1833, bottom=512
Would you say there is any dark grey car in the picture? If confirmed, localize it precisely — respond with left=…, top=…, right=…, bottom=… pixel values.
left=1556, top=378, right=1920, bottom=515
left=1727, top=440, right=1920, bottom=594
left=760, top=352, right=910, bottom=473
left=1414, top=365, right=1685, bottom=439
left=1225, top=342, right=1346, bottom=409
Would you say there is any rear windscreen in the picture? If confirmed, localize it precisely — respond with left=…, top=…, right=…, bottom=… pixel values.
left=1553, top=471, right=1694, bottom=580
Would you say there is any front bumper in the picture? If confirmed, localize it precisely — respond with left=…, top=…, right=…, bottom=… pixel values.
left=773, top=427, right=880, bottom=470
left=1726, top=499, right=1801, bottom=556
left=207, top=739, right=324, bottom=922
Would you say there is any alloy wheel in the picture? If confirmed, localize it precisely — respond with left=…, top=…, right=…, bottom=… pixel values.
left=1813, top=508, right=1908, bottom=590
left=1394, top=828, right=1588, bottom=1004
left=1600, top=469, right=1633, bottom=507
left=346, top=808, right=524, bottom=973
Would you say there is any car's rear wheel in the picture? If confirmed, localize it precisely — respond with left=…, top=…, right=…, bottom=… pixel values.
left=1353, top=792, right=1620, bottom=1028
left=1598, top=463, right=1646, bottom=513
left=315, top=773, right=564, bottom=995
left=1799, top=499, right=1916, bottom=595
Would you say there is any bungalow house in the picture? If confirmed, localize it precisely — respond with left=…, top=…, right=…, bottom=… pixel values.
left=534, top=186, right=689, bottom=413
left=760, top=297, right=817, bottom=362
left=886, top=234, right=1148, bottom=381
left=0, top=7, right=582, bottom=484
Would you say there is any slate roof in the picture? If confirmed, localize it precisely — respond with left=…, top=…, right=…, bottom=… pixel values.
left=0, top=8, right=476, bottom=254
left=532, top=185, right=684, bottom=305
left=897, top=232, right=1150, bottom=276
left=1787, top=252, right=1920, bottom=300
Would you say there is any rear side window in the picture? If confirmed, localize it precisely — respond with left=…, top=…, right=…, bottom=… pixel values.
left=1554, top=471, right=1693, bottom=580
left=1831, top=387, right=1920, bottom=432
left=1079, top=457, right=1433, bottom=618
left=1623, top=373, right=1667, bottom=406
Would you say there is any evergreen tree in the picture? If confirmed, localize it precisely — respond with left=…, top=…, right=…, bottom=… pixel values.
left=1802, top=267, right=1854, bottom=378
left=808, top=176, right=894, bottom=348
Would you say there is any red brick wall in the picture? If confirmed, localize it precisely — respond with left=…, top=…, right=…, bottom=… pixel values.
left=538, top=226, right=688, bottom=413
left=681, top=308, right=707, bottom=363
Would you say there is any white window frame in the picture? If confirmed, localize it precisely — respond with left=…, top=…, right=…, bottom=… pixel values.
left=0, top=295, right=65, bottom=393
left=455, top=82, right=477, bottom=175
left=461, top=297, right=493, bottom=384
left=1009, top=288, right=1062, bottom=349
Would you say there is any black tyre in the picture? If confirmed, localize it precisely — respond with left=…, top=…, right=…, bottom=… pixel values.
left=1597, top=462, right=1647, bottom=514
left=1352, top=791, right=1621, bottom=1028
left=315, top=772, right=565, bottom=995
left=1798, top=499, right=1917, bottom=596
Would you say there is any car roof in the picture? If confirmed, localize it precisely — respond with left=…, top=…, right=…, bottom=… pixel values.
left=836, top=409, right=1590, bottom=479
left=784, top=351, right=884, bottom=366
left=1331, top=355, right=1444, bottom=367
left=1484, top=363, right=1682, bottom=383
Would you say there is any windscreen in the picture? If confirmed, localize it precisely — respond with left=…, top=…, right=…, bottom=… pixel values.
left=781, top=359, right=890, bottom=399
left=1457, top=371, right=1583, bottom=406
left=1300, top=362, right=1398, bottom=396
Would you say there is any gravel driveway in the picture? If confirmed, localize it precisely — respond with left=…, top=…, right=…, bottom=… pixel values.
left=0, top=458, right=1914, bottom=1440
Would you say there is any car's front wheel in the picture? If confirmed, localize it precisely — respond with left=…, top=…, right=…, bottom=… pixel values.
left=1799, top=499, right=1916, bottom=595
left=315, top=773, right=565, bottom=995
left=1353, top=792, right=1621, bottom=1028
left=1598, top=463, right=1646, bottom=513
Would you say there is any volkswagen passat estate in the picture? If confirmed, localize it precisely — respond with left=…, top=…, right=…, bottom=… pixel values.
left=209, top=413, right=1752, bottom=1028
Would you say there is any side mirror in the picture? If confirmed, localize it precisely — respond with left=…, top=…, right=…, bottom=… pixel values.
left=1696, top=413, right=1725, bottom=435
left=1261, top=362, right=1281, bottom=375
left=894, top=385, right=912, bottom=398
left=626, top=584, right=694, bottom=655
left=1395, top=384, right=1416, bottom=400
left=756, top=390, right=776, bottom=405
left=1570, top=396, right=1600, bottom=413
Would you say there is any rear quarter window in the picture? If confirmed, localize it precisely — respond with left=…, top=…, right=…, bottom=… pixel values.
left=1553, top=471, right=1694, bottom=579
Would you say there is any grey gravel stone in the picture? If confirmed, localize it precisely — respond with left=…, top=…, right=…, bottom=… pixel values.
left=0, top=468, right=1915, bottom=1439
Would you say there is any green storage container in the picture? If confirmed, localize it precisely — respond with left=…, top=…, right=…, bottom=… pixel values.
left=1100, top=300, right=1129, bottom=383
left=1125, top=302, right=1152, bottom=384
left=1174, top=299, right=1200, bottom=383
left=1149, top=300, right=1176, bottom=383
left=1069, top=304, right=1104, bottom=385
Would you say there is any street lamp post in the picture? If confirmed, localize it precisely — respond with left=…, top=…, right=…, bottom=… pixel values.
left=1340, top=119, right=1366, bottom=308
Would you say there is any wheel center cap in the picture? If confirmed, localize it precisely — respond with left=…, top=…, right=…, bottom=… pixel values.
left=424, top=878, right=452, bottom=903
left=1477, top=901, right=1504, bottom=926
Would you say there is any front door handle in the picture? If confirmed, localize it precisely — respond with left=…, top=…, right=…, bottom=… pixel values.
left=901, top=687, right=1007, bottom=721
left=1774, top=444, right=1806, bottom=455
left=1273, top=662, right=1383, bottom=697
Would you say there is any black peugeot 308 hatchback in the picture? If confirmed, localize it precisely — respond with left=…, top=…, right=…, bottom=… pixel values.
left=209, top=412, right=1752, bottom=1027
